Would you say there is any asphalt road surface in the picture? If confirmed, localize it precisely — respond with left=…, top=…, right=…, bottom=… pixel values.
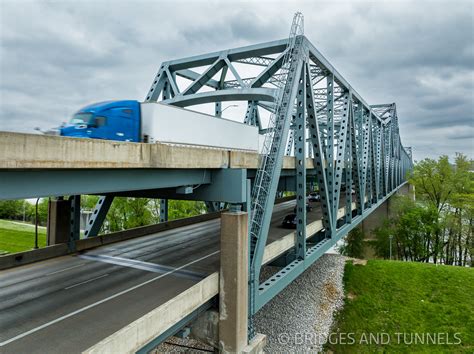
left=0, top=199, right=326, bottom=353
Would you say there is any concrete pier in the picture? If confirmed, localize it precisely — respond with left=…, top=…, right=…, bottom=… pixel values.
left=47, top=198, right=71, bottom=245
left=219, top=209, right=267, bottom=353
left=219, top=210, right=250, bottom=353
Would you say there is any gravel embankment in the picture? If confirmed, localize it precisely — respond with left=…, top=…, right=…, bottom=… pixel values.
left=254, top=253, right=346, bottom=352
left=155, top=253, right=347, bottom=353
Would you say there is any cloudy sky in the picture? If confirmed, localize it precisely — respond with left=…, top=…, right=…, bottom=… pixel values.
left=0, top=0, right=472, bottom=161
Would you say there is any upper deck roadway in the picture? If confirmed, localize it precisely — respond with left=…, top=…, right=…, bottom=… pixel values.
left=0, top=132, right=315, bottom=170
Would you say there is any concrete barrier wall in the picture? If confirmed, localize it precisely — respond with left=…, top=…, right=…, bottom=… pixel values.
left=0, top=132, right=229, bottom=169
left=83, top=272, right=220, bottom=354
left=1, top=132, right=315, bottom=170
left=0, top=244, right=69, bottom=270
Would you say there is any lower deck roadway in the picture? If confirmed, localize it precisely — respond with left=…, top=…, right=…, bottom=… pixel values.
left=0, top=200, right=329, bottom=353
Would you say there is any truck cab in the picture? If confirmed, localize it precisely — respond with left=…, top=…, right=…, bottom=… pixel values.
left=60, top=100, right=141, bottom=142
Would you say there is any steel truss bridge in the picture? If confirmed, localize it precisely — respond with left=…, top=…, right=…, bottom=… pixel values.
left=0, top=15, right=413, bottom=353
left=145, top=14, right=412, bottom=336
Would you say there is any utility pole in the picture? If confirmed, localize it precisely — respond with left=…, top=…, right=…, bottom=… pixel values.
left=389, top=234, right=393, bottom=260
left=35, top=198, right=40, bottom=249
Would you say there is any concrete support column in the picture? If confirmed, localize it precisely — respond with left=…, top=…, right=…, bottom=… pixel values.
left=47, top=198, right=71, bottom=245
left=361, top=199, right=389, bottom=239
left=219, top=209, right=249, bottom=353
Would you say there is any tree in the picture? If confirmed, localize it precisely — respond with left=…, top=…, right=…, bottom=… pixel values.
left=104, top=197, right=153, bottom=232
left=93, top=197, right=207, bottom=234
left=168, top=200, right=206, bottom=220
left=409, top=155, right=454, bottom=213
left=373, top=153, right=473, bottom=266
left=0, top=199, right=48, bottom=225
left=81, top=195, right=99, bottom=210
left=444, top=153, right=474, bottom=266
left=0, top=200, right=30, bottom=220
left=339, top=227, right=365, bottom=258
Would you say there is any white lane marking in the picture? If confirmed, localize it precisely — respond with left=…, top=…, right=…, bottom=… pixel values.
left=98, top=254, right=154, bottom=265
left=0, top=250, right=220, bottom=347
left=64, top=274, right=109, bottom=290
left=46, top=263, right=86, bottom=276
left=78, top=254, right=204, bottom=279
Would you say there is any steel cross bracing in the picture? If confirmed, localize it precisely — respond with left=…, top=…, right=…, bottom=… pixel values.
left=144, top=15, right=413, bottom=343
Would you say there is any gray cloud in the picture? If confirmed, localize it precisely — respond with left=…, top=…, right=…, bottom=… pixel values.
left=0, top=0, right=473, bottom=162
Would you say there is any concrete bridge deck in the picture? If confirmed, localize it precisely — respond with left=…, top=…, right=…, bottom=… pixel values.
left=0, top=132, right=315, bottom=170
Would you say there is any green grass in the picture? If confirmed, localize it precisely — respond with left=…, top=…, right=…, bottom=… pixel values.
left=0, top=219, right=47, bottom=254
left=326, top=260, right=474, bottom=353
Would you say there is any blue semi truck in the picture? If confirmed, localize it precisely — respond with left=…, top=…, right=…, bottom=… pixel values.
left=60, top=100, right=141, bottom=142
left=56, top=100, right=259, bottom=151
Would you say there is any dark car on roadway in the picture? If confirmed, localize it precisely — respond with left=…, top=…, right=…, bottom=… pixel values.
left=307, top=192, right=321, bottom=202
left=281, top=213, right=297, bottom=229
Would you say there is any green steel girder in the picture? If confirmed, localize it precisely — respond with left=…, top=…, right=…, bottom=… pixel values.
left=84, top=195, right=114, bottom=238
left=344, top=100, right=354, bottom=223
left=351, top=106, right=363, bottom=215
left=255, top=238, right=332, bottom=311
left=101, top=169, right=247, bottom=204
left=0, top=169, right=213, bottom=201
left=294, top=64, right=307, bottom=260
left=305, top=62, right=332, bottom=235
left=160, top=199, right=168, bottom=223
left=249, top=49, right=305, bottom=292
left=161, top=87, right=277, bottom=107
left=326, top=73, right=335, bottom=232
left=331, top=90, right=350, bottom=230
left=244, top=100, right=262, bottom=129
left=251, top=50, right=287, bottom=88
left=255, top=181, right=408, bottom=312
left=182, top=58, right=226, bottom=95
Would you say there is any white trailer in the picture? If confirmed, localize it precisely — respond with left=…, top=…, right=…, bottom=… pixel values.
left=140, top=103, right=259, bottom=151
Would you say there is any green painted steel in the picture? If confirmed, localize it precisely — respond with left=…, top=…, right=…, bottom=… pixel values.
left=0, top=169, right=211, bottom=200
left=139, top=14, right=414, bottom=345
left=141, top=8, right=411, bottom=333
left=159, top=199, right=168, bottom=223
left=295, top=64, right=307, bottom=260
left=84, top=195, right=114, bottom=238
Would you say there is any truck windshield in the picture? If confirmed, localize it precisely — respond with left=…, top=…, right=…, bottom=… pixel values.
left=70, top=113, right=93, bottom=125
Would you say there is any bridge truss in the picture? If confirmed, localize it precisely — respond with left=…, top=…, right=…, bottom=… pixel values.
left=0, top=21, right=413, bottom=349
left=145, top=25, right=413, bottom=339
